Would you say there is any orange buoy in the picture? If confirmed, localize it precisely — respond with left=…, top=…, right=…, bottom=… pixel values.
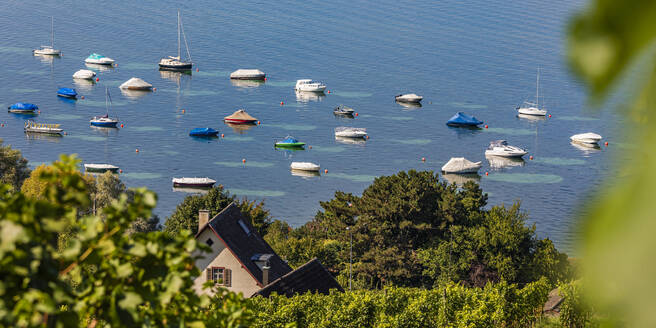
left=221, top=134, right=225, bottom=138
left=366, top=135, right=370, bottom=139
left=153, top=87, right=157, bottom=91
left=485, top=172, right=489, bottom=176
left=324, top=169, right=328, bottom=174
left=0, top=123, right=3, bottom=127
left=182, top=109, right=185, bottom=113
left=605, top=141, right=609, bottom=146
left=548, top=114, right=552, bottom=118
left=327, top=90, right=331, bottom=94
left=120, top=124, right=124, bottom=128
left=196, top=68, right=199, bottom=72
left=115, top=64, right=118, bottom=67
left=242, top=158, right=246, bottom=163
left=257, top=121, right=261, bottom=125
left=135, top=148, right=139, bottom=153
left=421, top=157, right=426, bottom=162
left=484, top=125, right=488, bottom=129
left=119, top=169, right=123, bottom=173
left=355, top=113, right=358, bottom=117
left=309, top=145, right=312, bottom=149
left=264, top=77, right=267, bottom=81
left=81, top=95, right=85, bottom=99
left=529, top=156, right=534, bottom=160
left=96, top=78, right=99, bottom=82
left=63, top=132, right=67, bottom=135
left=280, top=101, right=284, bottom=105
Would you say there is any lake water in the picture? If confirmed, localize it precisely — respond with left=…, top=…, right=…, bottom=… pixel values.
left=0, top=0, right=622, bottom=252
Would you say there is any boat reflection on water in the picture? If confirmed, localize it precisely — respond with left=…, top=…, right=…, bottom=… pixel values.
left=442, top=173, right=481, bottom=186
left=295, top=90, right=325, bottom=103
left=230, top=79, right=264, bottom=89
left=225, top=122, right=255, bottom=134
left=120, top=88, right=151, bottom=100
left=90, top=125, right=119, bottom=137
left=85, top=63, right=114, bottom=72
left=159, top=69, right=191, bottom=83
left=517, top=113, right=546, bottom=121
left=33, top=53, right=59, bottom=63
left=396, top=100, right=422, bottom=109
left=25, top=131, right=62, bottom=142
left=73, top=78, right=96, bottom=92
left=570, top=141, right=601, bottom=153
left=172, top=186, right=211, bottom=194
left=291, top=169, right=320, bottom=179
left=486, top=155, right=525, bottom=170
left=335, top=136, right=367, bottom=145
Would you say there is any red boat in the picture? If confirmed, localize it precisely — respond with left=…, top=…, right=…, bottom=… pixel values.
left=224, top=109, right=257, bottom=124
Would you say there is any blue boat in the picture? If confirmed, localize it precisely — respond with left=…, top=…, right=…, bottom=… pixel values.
left=275, top=136, right=306, bottom=148
left=8, top=102, right=38, bottom=113
left=57, top=87, right=78, bottom=99
left=189, top=127, right=219, bottom=137
left=446, top=112, right=483, bottom=127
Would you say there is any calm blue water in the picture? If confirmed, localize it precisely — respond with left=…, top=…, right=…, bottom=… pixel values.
left=0, top=0, right=622, bottom=252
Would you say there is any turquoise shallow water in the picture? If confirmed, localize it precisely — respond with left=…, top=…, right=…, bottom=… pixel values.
left=0, top=0, right=622, bottom=252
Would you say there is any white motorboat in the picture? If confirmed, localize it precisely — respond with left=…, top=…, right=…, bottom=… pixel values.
left=230, top=69, right=266, bottom=80
left=517, top=69, right=547, bottom=116
left=334, top=127, right=367, bottom=138
left=295, top=79, right=326, bottom=92
left=290, top=162, right=320, bottom=172
left=85, top=53, right=115, bottom=65
left=486, top=155, right=525, bottom=169
left=159, top=10, right=193, bottom=71
left=33, top=17, right=61, bottom=56
left=484, top=140, right=527, bottom=158
left=24, top=120, right=63, bottom=135
left=441, top=157, right=482, bottom=174
left=172, top=177, right=216, bottom=188
left=119, top=77, right=153, bottom=90
left=84, top=163, right=119, bottom=173
left=73, top=69, right=96, bottom=80
left=570, top=132, right=602, bottom=144
left=395, top=93, right=423, bottom=103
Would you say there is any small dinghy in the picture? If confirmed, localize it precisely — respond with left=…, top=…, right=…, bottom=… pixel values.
left=85, top=53, right=114, bottom=65
left=441, top=157, right=482, bottom=174
left=8, top=102, right=38, bottom=113
left=334, top=105, right=355, bottom=116
left=224, top=109, right=258, bottom=124
left=230, top=69, right=266, bottom=80
left=275, top=136, right=306, bottom=149
left=90, top=88, right=119, bottom=128
left=172, top=177, right=216, bottom=188
left=84, top=163, right=119, bottom=173
left=446, top=112, right=483, bottom=127
left=24, top=120, right=63, bottom=135
left=119, top=77, right=153, bottom=91
left=570, top=133, right=602, bottom=145
left=73, top=69, right=96, bottom=80
left=290, top=162, right=320, bottom=172
left=335, top=127, right=367, bottom=138
left=295, top=79, right=326, bottom=92
left=485, top=140, right=527, bottom=158
left=395, top=93, right=423, bottom=103
left=57, top=87, right=78, bottom=99
left=189, top=127, right=219, bottom=137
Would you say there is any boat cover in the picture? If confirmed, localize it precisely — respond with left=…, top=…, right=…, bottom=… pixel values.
left=57, top=88, right=77, bottom=96
left=9, top=103, right=38, bottom=110
left=224, top=109, right=257, bottom=121
left=488, top=140, right=509, bottom=149
left=441, top=157, right=481, bottom=173
left=119, top=77, right=153, bottom=89
left=446, top=112, right=483, bottom=126
left=279, top=136, right=299, bottom=144
left=87, top=53, right=106, bottom=59
left=230, top=69, right=265, bottom=78
left=189, top=127, right=218, bottom=136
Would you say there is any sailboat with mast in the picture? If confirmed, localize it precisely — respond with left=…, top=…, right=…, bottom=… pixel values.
left=159, top=10, right=193, bottom=71
left=33, top=17, right=61, bottom=56
left=517, top=68, right=547, bottom=116
left=90, top=88, right=119, bottom=128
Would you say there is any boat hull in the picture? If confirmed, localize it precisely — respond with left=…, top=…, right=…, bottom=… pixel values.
left=275, top=143, right=305, bottom=148
left=90, top=121, right=118, bottom=128
left=296, top=86, right=326, bottom=92
left=33, top=49, right=61, bottom=56
left=9, top=109, right=36, bottom=114
left=395, top=96, right=423, bottom=103
left=224, top=119, right=256, bottom=124
left=189, top=132, right=219, bottom=137
left=24, top=128, right=63, bottom=135
left=85, top=166, right=119, bottom=173
left=57, top=94, right=77, bottom=99
left=159, top=63, right=192, bottom=70
left=517, top=108, right=547, bottom=116
left=230, top=75, right=265, bottom=80
left=485, top=151, right=526, bottom=158
left=172, top=182, right=215, bottom=188
left=85, top=59, right=114, bottom=65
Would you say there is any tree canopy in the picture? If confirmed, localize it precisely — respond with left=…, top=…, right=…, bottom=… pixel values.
left=0, top=139, right=30, bottom=191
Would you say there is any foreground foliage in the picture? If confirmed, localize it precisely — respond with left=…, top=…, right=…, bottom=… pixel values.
left=0, top=139, right=30, bottom=191
left=0, top=155, right=252, bottom=327
left=250, top=279, right=551, bottom=328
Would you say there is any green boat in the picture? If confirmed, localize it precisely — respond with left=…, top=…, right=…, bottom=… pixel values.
left=275, top=136, right=305, bottom=149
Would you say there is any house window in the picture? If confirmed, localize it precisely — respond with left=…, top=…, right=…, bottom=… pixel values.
left=205, top=238, right=214, bottom=246
left=238, top=219, right=251, bottom=235
left=206, top=267, right=231, bottom=287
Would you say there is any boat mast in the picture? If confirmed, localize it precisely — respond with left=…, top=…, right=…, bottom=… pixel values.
left=536, top=68, right=540, bottom=108
left=177, top=10, right=181, bottom=60
left=51, top=17, right=54, bottom=48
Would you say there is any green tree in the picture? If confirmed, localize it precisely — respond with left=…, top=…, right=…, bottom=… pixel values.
left=0, top=139, right=30, bottom=191
left=0, top=155, right=252, bottom=327
left=164, top=185, right=272, bottom=236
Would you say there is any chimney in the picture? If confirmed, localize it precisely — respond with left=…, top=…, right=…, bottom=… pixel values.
left=262, top=262, right=271, bottom=286
left=198, top=209, right=210, bottom=231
